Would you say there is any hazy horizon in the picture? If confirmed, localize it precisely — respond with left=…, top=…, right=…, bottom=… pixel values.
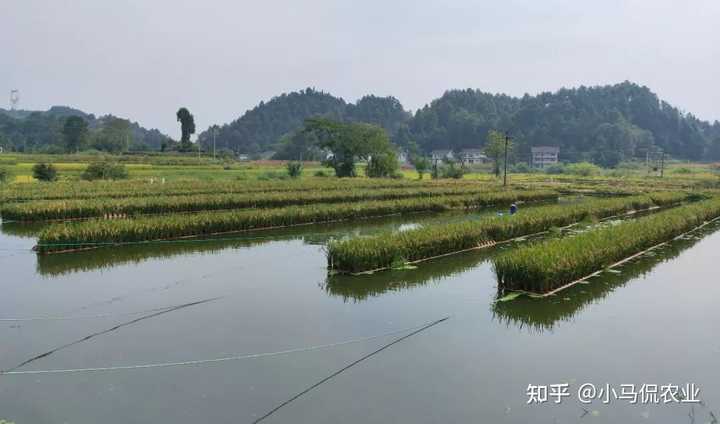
left=3, top=0, right=718, bottom=138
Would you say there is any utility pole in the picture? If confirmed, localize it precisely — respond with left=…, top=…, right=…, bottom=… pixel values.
left=503, top=132, right=510, bottom=187
left=660, top=150, right=665, bottom=178
left=212, top=128, right=217, bottom=160
left=9, top=90, right=19, bottom=110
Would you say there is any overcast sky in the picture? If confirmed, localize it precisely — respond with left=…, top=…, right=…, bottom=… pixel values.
left=2, top=0, right=718, bottom=138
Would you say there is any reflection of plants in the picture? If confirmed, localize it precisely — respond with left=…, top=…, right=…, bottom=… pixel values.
left=328, top=192, right=691, bottom=273
left=492, top=221, right=716, bottom=332
left=36, top=212, right=451, bottom=276
left=324, top=221, right=590, bottom=303
left=325, top=252, right=489, bottom=302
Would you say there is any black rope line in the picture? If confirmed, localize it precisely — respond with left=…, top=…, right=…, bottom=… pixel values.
left=1, top=296, right=221, bottom=373
left=251, top=316, right=450, bottom=424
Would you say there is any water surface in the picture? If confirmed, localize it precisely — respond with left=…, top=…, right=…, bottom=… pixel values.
left=1, top=211, right=719, bottom=424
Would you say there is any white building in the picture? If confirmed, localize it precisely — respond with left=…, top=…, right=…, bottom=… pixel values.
left=397, top=150, right=411, bottom=165
left=430, top=149, right=454, bottom=162
left=531, top=146, right=560, bottom=168
left=459, top=148, right=489, bottom=165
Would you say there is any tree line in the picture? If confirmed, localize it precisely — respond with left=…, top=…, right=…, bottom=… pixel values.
left=400, top=82, right=720, bottom=166
left=0, top=106, right=170, bottom=153
left=202, top=82, right=720, bottom=166
left=3, top=82, right=719, bottom=164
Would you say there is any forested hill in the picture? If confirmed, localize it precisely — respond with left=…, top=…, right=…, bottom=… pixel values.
left=402, top=82, right=720, bottom=165
left=0, top=106, right=170, bottom=152
left=197, top=88, right=411, bottom=155
left=201, top=83, right=720, bottom=165
left=4, top=83, right=718, bottom=163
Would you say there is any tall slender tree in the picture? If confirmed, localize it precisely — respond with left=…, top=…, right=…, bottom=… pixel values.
left=176, top=107, right=196, bottom=152
left=484, top=130, right=513, bottom=177
left=62, top=116, right=88, bottom=153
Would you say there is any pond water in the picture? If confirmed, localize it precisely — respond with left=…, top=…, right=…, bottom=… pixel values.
left=1, top=208, right=719, bottom=424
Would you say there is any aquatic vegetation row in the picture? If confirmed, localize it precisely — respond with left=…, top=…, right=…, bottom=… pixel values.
left=35, top=190, right=558, bottom=253
left=491, top=221, right=715, bottom=333
left=0, top=177, right=490, bottom=203
left=326, top=192, right=694, bottom=273
left=3, top=185, right=531, bottom=222
left=492, top=197, right=720, bottom=294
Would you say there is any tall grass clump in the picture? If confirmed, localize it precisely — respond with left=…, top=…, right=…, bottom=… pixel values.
left=0, top=177, right=491, bottom=203
left=2, top=188, right=556, bottom=221
left=327, top=192, right=693, bottom=273
left=493, top=197, right=720, bottom=294
left=35, top=191, right=557, bottom=252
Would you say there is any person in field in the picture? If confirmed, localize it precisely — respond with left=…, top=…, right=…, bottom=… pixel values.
left=510, top=203, right=518, bottom=215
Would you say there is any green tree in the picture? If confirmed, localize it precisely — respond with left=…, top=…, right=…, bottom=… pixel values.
left=91, top=117, right=132, bottom=153
left=62, top=116, right=89, bottom=153
left=81, top=162, right=129, bottom=180
left=286, top=161, right=303, bottom=178
left=272, top=130, right=325, bottom=161
left=439, top=160, right=465, bottom=179
left=176, top=107, right=196, bottom=151
left=366, top=151, right=399, bottom=178
left=303, top=118, right=396, bottom=178
left=484, top=130, right=513, bottom=177
left=708, top=137, right=720, bottom=161
left=33, top=163, right=58, bottom=181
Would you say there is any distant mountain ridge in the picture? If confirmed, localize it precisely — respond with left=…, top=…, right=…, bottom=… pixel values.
left=0, top=106, right=170, bottom=152
left=197, top=88, right=410, bottom=156
left=199, top=82, right=720, bottom=165
left=403, top=82, right=720, bottom=165
left=3, top=82, right=719, bottom=164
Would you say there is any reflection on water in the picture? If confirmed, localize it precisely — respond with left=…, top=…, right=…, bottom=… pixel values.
left=2, top=199, right=720, bottom=424
left=322, top=218, right=624, bottom=303
left=324, top=246, right=501, bottom=302
left=326, top=219, right=720, bottom=333
left=492, top=220, right=720, bottom=333
left=0, top=221, right=47, bottom=238
left=31, top=209, right=503, bottom=277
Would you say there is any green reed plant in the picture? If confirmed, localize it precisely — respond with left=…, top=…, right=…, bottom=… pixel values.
left=35, top=190, right=558, bottom=252
left=2, top=188, right=555, bottom=221
left=1, top=177, right=492, bottom=203
left=493, top=197, right=720, bottom=293
left=327, top=192, right=693, bottom=273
